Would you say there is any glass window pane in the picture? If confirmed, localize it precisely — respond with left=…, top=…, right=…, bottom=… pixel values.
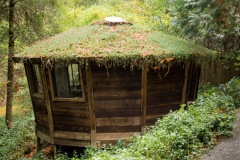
left=53, top=64, right=83, bottom=98
left=32, top=65, right=43, bottom=94
left=68, top=64, right=82, bottom=97
left=54, top=66, right=71, bottom=98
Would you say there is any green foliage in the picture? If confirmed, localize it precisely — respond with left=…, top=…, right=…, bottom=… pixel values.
left=0, top=109, right=35, bottom=159
left=74, top=77, right=239, bottom=160
left=235, top=56, right=240, bottom=70
left=0, top=20, right=8, bottom=102
left=219, top=77, right=240, bottom=107
left=170, top=0, right=239, bottom=39
left=144, top=0, right=170, bottom=31
left=0, top=20, right=8, bottom=54
left=51, top=0, right=151, bottom=33
left=0, top=0, right=57, bottom=105
left=14, top=73, right=31, bottom=108
left=169, top=0, right=240, bottom=62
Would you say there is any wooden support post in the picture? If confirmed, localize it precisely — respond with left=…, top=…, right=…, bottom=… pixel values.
left=193, top=64, right=201, bottom=100
left=141, top=63, right=148, bottom=132
left=24, top=64, right=39, bottom=147
left=36, top=137, right=41, bottom=152
left=86, top=64, right=96, bottom=147
left=54, top=145, right=59, bottom=156
left=41, top=67, right=54, bottom=144
left=182, top=63, right=190, bottom=104
left=91, top=130, right=96, bottom=147
left=186, top=63, right=193, bottom=101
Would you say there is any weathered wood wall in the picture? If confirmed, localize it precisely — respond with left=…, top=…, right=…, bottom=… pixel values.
left=32, top=96, right=50, bottom=139
left=146, top=65, right=185, bottom=125
left=25, top=62, right=201, bottom=147
left=91, top=65, right=142, bottom=145
left=200, top=61, right=240, bottom=85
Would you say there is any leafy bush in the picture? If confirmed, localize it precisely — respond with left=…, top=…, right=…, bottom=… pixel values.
left=0, top=109, right=35, bottom=159
left=235, top=56, right=240, bottom=70
left=14, top=73, right=31, bottom=108
left=220, top=77, right=240, bottom=107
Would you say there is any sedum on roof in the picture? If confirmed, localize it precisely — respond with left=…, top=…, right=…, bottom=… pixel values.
left=14, top=24, right=216, bottom=66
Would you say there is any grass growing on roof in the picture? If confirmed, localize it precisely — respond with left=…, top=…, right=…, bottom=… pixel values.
left=15, top=25, right=216, bottom=67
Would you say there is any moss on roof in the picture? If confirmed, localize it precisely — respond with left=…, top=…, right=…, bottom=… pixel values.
left=14, top=25, right=216, bottom=66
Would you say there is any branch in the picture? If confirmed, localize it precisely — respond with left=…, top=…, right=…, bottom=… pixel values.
left=13, top=0, right=23, bottom=5
left=0, top=54, right=7, bottom=67
left=0, top=0, right=7, bottom=9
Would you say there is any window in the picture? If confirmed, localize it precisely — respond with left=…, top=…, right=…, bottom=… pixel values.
left=51, top=64, right=85, bottom=101
left=26, top=64, right=43, bottom=96
left=32, top=65, right=43, bottom=94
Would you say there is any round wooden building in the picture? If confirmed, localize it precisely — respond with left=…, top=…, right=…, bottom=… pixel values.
left=13, top=19, right=215, bottom=149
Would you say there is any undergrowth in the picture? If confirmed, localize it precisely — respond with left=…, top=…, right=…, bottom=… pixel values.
left=0, top=72, right=34, bottom=160
left=0, top=109, right=35, bottom=159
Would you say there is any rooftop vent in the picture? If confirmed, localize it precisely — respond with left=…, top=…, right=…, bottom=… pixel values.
left=92, top=16, right=132, bottom=26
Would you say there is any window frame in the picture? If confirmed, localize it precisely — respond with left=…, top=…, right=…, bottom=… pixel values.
left=25, top=64, right=44, bottom=98
left=49, top=64, right=86, bottom=102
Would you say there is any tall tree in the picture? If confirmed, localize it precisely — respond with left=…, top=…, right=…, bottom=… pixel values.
left=170, top=0, right=239, bottom=53
left=6, top=0, right=15, bottom=129
left=3, top=0, right=56, bottom=129
left=0, top=0, right=9, bottom=105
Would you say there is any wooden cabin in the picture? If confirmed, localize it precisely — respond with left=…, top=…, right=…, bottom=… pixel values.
left=13, top=20, right=215, bottom=150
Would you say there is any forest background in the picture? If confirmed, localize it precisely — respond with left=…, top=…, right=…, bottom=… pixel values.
left=0, top=0, right=239, bottom=159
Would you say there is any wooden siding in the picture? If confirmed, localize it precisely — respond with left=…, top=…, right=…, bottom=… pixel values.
left=25, top=62, right=202, bottom=147
left=50, top=97, right=90, bottom=133
left=32, top=96, right=50, bottom=135
left=146, top=65, right=185, bottom=125
left=54, top=138, right=90, bottom=147
left=91, top=65, right=142, bottom=134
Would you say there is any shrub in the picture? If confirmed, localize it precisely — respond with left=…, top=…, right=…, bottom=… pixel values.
left=0, top=109, right=35, bottom=159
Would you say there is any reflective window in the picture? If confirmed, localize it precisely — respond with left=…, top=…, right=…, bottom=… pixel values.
left=52, top=64, right=85, bottom=99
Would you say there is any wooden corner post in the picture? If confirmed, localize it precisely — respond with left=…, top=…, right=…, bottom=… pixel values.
left=141, top=63, right=148, bottom=132
left=182, top=63, right=190, bottom=104
left=86, top=63, right=96, bottom=147
left=41, top=66, right=54, bottom=144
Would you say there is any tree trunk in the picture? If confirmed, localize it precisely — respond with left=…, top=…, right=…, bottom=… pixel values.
left=6, top=0, right=15, bottom=129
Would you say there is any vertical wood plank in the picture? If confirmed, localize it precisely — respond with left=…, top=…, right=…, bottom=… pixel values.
left=25, top=64, right=35, bottom=94
left=36, top=137, right=41, bottom=152
left=190, top=64, right=201, bottom=100
left=24, top=64, right=37, bottom=118
left=41, top=66, right=54, bottom=143
left=53, top=145, right=59, bottom=156
left=186, top=63, right=193, bottom=102
left=86, top=63, right=96, bottom=147
left=24, top=64, right=41, bottom=144
left=182, top=63, right=190, bottom=104
left=91, top=130, right=96, bottom=147
left=141, top=63, right=147, bottom=132
left=194, top=65, right=201, bottom=99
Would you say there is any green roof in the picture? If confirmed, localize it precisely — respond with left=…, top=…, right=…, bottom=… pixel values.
left=14, top=25, right=216, bottom=66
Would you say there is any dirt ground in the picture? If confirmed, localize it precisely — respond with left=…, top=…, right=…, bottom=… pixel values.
left=201, top=108, right=240, bottom=160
